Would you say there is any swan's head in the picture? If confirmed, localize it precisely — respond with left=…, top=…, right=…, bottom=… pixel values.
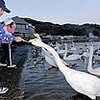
left=29, top=38, right=42, bottom=47
left=33, top=33, right=41, bottom=40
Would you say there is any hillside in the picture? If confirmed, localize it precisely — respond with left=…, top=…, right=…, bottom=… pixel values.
left=24, top=17, right=100, bottom=36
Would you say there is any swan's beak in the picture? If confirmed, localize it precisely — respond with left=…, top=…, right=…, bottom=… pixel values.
left=29, top=39, right=34, bottom=43
left=28, top=34, right=37, bottom=43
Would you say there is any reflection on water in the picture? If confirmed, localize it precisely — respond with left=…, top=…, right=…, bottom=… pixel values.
left=22, top=49, right=76, bottom=100
left=0, top=45, right=28, bottom=100
left=1, top=42, right=100, bottom=100
left=21, top=42, right=100, bottom=100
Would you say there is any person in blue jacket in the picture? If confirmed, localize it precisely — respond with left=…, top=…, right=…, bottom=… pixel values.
left=0, top=0, right=10, bottom=67
left=0, top=0, right=11, bottom=94
left=0, top=18, right=24, bottom=68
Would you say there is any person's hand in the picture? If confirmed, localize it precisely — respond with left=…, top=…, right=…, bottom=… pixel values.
left=16, top=37, right=24, bottom=42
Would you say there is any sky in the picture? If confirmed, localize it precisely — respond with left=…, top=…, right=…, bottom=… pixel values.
left=1, top=0, right=100, bottom=25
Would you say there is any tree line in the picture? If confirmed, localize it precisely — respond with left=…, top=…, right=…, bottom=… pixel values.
left=24, top=18, right=100, bottom=36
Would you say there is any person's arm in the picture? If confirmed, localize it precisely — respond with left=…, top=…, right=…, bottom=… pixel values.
left=15, top=37, right=25, bottom=42
left=0, top=34, right=16, bottom=43
left=0, top=24, right=16, bottom=43
left=0, top=23, right=5, bottom=34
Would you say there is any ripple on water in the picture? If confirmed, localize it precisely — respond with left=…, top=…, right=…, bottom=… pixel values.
left=2, top=42, right=100, bottom=100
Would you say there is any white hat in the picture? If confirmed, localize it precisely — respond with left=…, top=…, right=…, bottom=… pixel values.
left=4, top=18, right=14, bottom=25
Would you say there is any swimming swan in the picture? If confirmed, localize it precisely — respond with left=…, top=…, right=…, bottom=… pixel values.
left=29, top=38, right=100, bottom=100
left=42, top=48, right=57, bottom=67
left=88, top=45, right=100, bottom=76
left=34, top=33, right=57, bottom=67
left=63, top=43, right=82, bottom=61
left=33, top=33, right=68, bottom=67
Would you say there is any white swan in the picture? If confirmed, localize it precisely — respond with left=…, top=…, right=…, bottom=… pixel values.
left=42, top=48, right=68, bottom=67
left=63, top=54, right=82, bottom=61
left=54, top=42, right=67, bottom=56
left=82, top=48, right=90, bottom=58
left=63, top=43, right=82, bottom=61
left=57, top=44, right=67, bottom=55
left=63, top=45, right=89, bottom=61
left=34, top=33, right=57, bottom=67
left=33, top=33, right=68, bottom=67
left=29, top=38, right=100, bottom=100
left=88, top=45, right=100, bottom=76
left=70, top=42, right=76, bottom=51
left=42, top=48, right=57, bottom=67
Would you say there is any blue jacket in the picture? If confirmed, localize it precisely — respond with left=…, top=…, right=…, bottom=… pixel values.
left=0, top=23, right=16, bottom=43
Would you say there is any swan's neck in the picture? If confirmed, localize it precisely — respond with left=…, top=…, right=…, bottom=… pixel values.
left=34, top=33, right=42, bottom=41
left=41, top=42, right=71, bottom=74
left=63, top=43, right=67, bottom=60
left=88, top=46, right=93, bottom=71
left=42, top=42, right=61, bottom=61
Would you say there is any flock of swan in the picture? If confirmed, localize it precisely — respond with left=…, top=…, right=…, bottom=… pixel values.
left=33, top=33, right=69, bottom=67
left=28, top=34, right=100, bottom=100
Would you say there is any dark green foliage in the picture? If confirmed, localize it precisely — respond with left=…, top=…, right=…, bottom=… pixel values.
left=24, top=18, right=100, bottom=36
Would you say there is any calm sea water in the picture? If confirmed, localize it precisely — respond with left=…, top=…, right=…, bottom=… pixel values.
left=1, top=41, right=100, bottom=100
